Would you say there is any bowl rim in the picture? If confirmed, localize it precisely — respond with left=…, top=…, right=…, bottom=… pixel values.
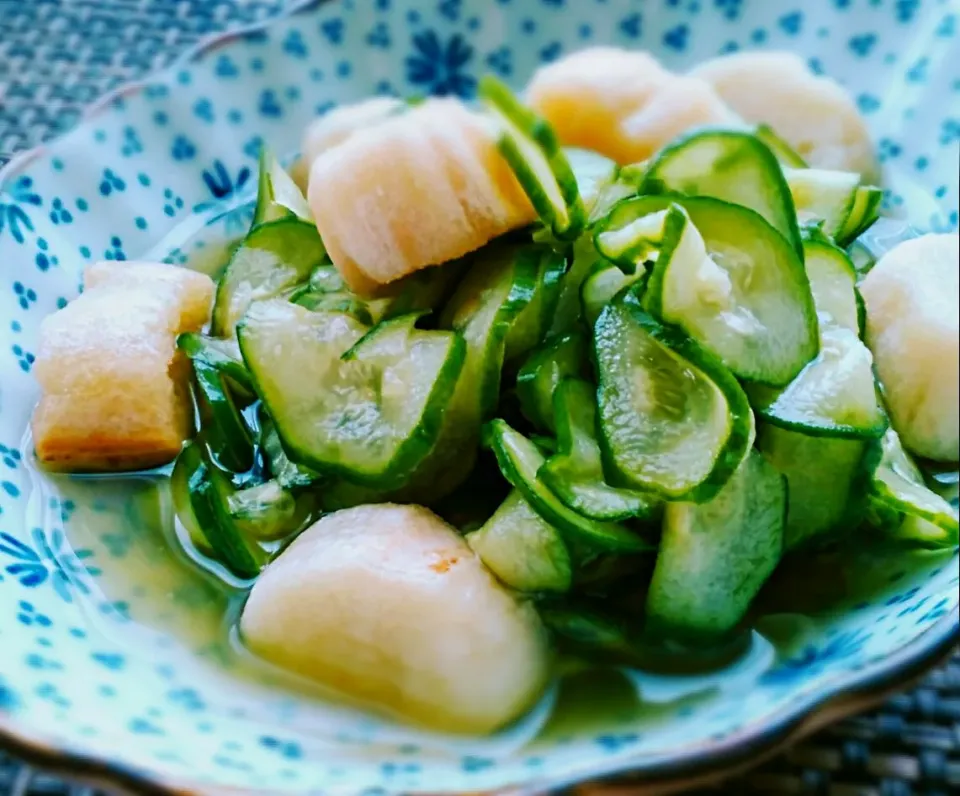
left=0, top=0, right=958, bottom=793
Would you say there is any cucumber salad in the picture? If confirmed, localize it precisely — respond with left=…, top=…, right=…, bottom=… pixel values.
left=32, top=47, right=959, bottom=735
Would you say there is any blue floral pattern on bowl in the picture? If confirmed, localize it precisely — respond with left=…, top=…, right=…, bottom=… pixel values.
left=0, top=0, right=957, bottom=793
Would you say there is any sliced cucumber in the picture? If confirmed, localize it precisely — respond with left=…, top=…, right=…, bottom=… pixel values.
left=754, top=124, right=807, bottom=168
left=803, top=234, right=861, bottom=333
left=869, top=429, right=959, bottom=548
left=485, top=419, right=651, bottom=553
left=646, top=450, right=785, bottom=642
left=258, top=406, right=320, bottom=489
left=177, top=332, right=255, bottom=397
left=170, top=441, right=213, bottom=555
left=504, top=246, right=567, bottom=363
left=593, top=205, right=666, bottom=274
left=227, top=479, right=312, bottom=542
left=836, top=185, right=883, bottom=246
left=516, top=332, right=589, bottom=432
left=757, top=423, right=880, bottom=550
left=638, top=129, right=803, bottom=257
left=479, top=76, right=586, bottom=240
left=308, top=264, right=345, bottom=293
left=549, top=236, right=603, bottom=335
left=602, top=195, right=818, bottom=385
left=783, top=167, right=860, bottom=238
left=180, top=441, right=267, bottom=578
left=193, top=360, right=254, bottom=472
left=365, top=262, right=465, bottom=324
left=539, top=379, right=659, bottom=521
left=240, top=303, right=464, bottom=489
left=466, top=489, right=572, bottom=593
left=253, top=147, right=314, bottom=226
left=594, top=293, right=754, bottom=502
left=746, top=325, right=887, bottom=439
left=212, top=217, right=327, bottom=336
left=580, top=260, right=648, bottom=328
left=293, top=290, right=374, bottom=324
left=565, top=147, right=617, bottom=211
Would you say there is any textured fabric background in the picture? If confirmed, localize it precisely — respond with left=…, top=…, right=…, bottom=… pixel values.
left=0, top=1, right=958, bottom=794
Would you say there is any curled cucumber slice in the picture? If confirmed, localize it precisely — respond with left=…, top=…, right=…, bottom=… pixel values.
left=637, top=128, right=803, bottom=257
left=479, top=75, right=586, bottom=240
left=594, top=292, right=754, bottom=502
left=602, top=195, right=819, bottom=386
left=485, top=419, right=652, bottom=554
left=836, top=185, right=883, bottom=247
left=466, top=489, right=572, bottom=593
left=253, top=147, right=315, bottom=227
left=754, top=124, right=807, bottom=168
left=783, top=167, right=860, bottom=239
left=516, top=332, right=589, bottom=433
left=580, top=260, right=648, bottom=328
left=869, top=430, right=959, bottom=548
left=539, top=379, right=660, bottom=521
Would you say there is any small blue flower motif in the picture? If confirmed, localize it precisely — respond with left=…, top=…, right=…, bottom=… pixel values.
left=460, top=756, right=494, bottom=773
left=0, top=176, right=40, bottom=244
left=35, top=236, right=59, bottom=272
left=259, top=89, right=283, bottom=118
left=438, top=0, right=462, bottom=22
left=193, top=98, right=215, bottom=124
left=485, top=46, right=512, bottom=77
left=48, top=198, right=73, bottom=225
left=13, top=281, right=37, bottom=310
left=98, top=168, right=126, bottom=197
left=878, top=137, right=903, bottom=162
left=906, top=57, right=929, bottom=83
left=940, top=118, right=960, bottom=145
left=595, top=733, right=639, bottom=752
left=540, top=41, right=563, bottom=63
left=121, top=125, right=143, bottom=156
left=215, top=54, right=239, bottom=78
left=366, top=21, right=391, bottom=48
left=11, top=344, right=35, bottom=372
left=243, top=135, right=265, bottom=162
left=0, top=444, right=22, bottom=469
left=283, top=29, right=309, bottom=59
left=858, top=93, right=881, bottom=113
left=260, top=736, right=303, bottom=760
left=201, top=160, right=252, bottom=202
left=714, top=0, right=742, bottom=19
left=103, top=235, right=126, bottom=262
left=16, top=600, right=52, bottom=628
left=320, top=17, right=345, bottom=45
left=779, top=11, right=803, bottom=36
left=849, top=33, right=877, bottom=57
left=938, top=14, right=956, bottom=38
left=895, top=0, right=919, bottom=24
left=163, top=187, right=185, bottom=217
left=405, top=31, right=477, bottom=98
left=761, top=628, right=871, bottom=686
left=663, top=23, right=689, bottom=51
left=619, top=13, right=642, bottom=39
left=171, top=134, right=197, bottom=162
left=0, top=527, right=100, bottom=602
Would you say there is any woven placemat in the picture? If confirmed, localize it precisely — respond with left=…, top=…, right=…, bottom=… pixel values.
left=1, top=1, right=959, bottom=794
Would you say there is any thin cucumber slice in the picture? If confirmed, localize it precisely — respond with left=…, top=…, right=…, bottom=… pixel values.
left=504, top=246, right=568, bottom=363
left=646, top=450, right=785, bottom=641
left=594, top=294, right=754, bottom=502
left=516, top=332, right=589, bottom=433
left=193, top=360, right=254, bottom=472
left=783, top=167, right=860, bottom=238
left=170, top=441, right=213, bottom=555
left=746, top=325, right=887, bottom=438
left=593, top=206, right=667, bottom=274
left=638, top=129, right=803, bottom=257
left=757, top=423, right=880, bottom=550
left=258, top=406, right=321, bottom=489
left=869, top=429, right=959, bottom=548
left=539, top=379, right=659, bottom=521
left=253, top=147, right=314, bottom=226
left=485, top=419, right=652, bottom=553
left=183, top=441, right=267, bottom=578
left=479, top=75, right=586, bottom=240
left=365, top=262, right=465, bottom=324
left=293, top=290, right=374, bottom=324
left=837, top=185, right=883, bottom=246
left=212, top=217, right=327, bottom=336
left=308, top=264, right=345, bottom=293
left=324, top=244, right=540, bottom=507
left=227, top=479, right=312, bottom=542
left=239, top=303, right=465, bottom=489
left=580, top=261, right=648, bottom=328
left=549, top=236, right=602, bottom=335
left=603, top=194, right=819, bottom=386
left=755, top=124, right=807, bottom=168
left=563, top=147, right=636, bottom=223
left=177, top=332, right=255, bottom=397
left=803, top=234, right=861, bottom=333
left=466, top=489, right=572, bottom=593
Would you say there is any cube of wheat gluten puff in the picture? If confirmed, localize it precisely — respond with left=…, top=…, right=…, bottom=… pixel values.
left=31, top=262, right=214, bottom=472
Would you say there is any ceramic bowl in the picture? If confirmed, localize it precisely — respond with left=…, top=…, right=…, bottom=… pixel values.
left=0, top=0, right=958, bottom=793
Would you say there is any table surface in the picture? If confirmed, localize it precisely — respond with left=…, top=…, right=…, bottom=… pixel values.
left=1, top=1, right=959, bottom=794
